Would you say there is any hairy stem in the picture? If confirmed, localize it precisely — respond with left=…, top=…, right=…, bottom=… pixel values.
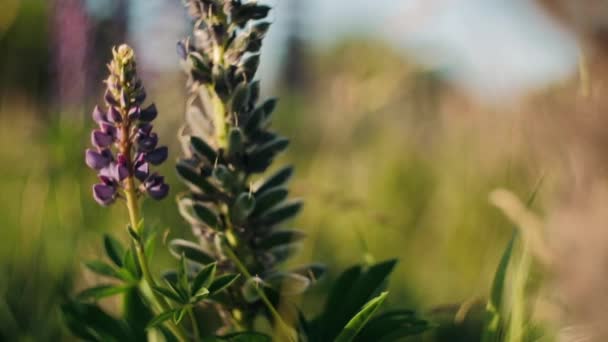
left=124, top=178, right=189, bottom=341
left=187, top=308, right=201, bottom=341
left=223, top=243, right=295, bottom=342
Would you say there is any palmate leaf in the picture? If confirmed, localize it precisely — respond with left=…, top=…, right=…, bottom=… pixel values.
left=147, top=309, right=182, bottom=328
left=123, top=288, right=152, bottom=342
left=168, top=239, right=215, bottom=265
left=209, top=274, right=240, bottom=295
left=84, top=260, right=122, bottom=280
left=61, top=300, right=133, bottom=341
left=334, top=291, right=388, bottom=342
left=152, top=285, right=184, bottom=303
left=77, top=284, right=132, bottom=300
left=264, top=272, right=311, bottom=296
left=192, top=262, right=217, bottom=294
left=319, top=260, right=398, bottom=341
left=103, top=234, right=125, bottom=267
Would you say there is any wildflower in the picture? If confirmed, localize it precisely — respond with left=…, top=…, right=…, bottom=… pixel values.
left=85, top=44, right=169, bottom=205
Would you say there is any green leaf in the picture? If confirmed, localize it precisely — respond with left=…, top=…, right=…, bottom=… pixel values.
left=152, top=286, right=184, bottom=303
left=61, top=300, right=133, bottom=341
left=255, top=166, right=294, bottom=195
left=123, top=288, right=152, bottom=341
left=103, top=234, right=124, bottom=267
left=168, top=239, right=215, bottom=265
left=192, top=203, right=220, bottom=228
left=209, top=274, right=240, bottom=294
left=482, top=178, right=543, bottom=342
left=192, top=287, right=210, bottom=302
left=259, top=200, right=302, bottom=227
left=148, top=309, right=181, bottom=328
left=190, top=136, right=217, bottom=162
left=192, top=262, right=217, bottom=294
left=173, top=308, right=187, bottom=325
left=321, top=260, right=398, bottom=341
left=123, top=249, right=141, bottom=279
left=178, top=254, right=189, bottom=295
left=355, top=310, right=429, bottom=342
left=252, top=187, right=288, bottom=217
left=144, top=232, right=157, bottom=259
left=257, top=229, right=306, bottom=250
left=334, top=292, right=389, bottom=342
left=77, top=285, right=131, bottom=300
left=84, top=260, right=121, bottom=280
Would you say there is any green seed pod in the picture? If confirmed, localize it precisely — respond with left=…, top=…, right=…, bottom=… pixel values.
left=227, top=128, right=244, bottom=157
left=213, top=165, right=235, bottom=189
left=190, top=136, right=217, bottom=162
left=231, top=192, right=256, bottom=224
left=231, top=82, right=250, bottom=113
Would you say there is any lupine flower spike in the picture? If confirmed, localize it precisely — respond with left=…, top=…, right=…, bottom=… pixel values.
left=85, top=44, right=169, bottom=206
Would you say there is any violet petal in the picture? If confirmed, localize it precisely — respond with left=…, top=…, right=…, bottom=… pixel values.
left=93, top=183, right=116, bottom=206
left=139, top=104, right=158, bottom=122
left=85, top=149, right=112, bottom=170
left=145, top=146, right=168, bottom=165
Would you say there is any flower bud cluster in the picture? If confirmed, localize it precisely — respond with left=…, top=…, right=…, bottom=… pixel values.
left=85, top=44, right=169, bottom=205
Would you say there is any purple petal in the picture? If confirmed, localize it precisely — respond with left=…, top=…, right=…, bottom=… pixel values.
left=134, top=161, right=149, bottom=182
left=145, top=146, right=168, bottom=165
left=134, top=90, right=146, bottom=104
left=136, top=132, right=158, bottom=152
left=139, top=104, right=158, bottom=122
left=92, top=105, right=106, bottom=123
left=93, top=183, right=117, bottom=206
left=138, top=123, right=153, bottom=135
left=85, top=149, right=112, bottom=170
left=91, top=130, right=113, bottom=148
left=104, top=90, right=119, bottom=107
left=147, top=182, right=169, bottom=200
left=99, top=121, right=117, bottom=137
left=128, top=106, right=141, bottom=121
left=145, top=174, right=169, bottom=200
left=107, top=106, right=122, bottom=123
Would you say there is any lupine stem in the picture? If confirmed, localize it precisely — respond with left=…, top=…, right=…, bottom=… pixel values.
left=187, top=308, right=201, bottom=341
left=124, top=182, right=189, bottom=342
left=222, top=243, right=295, bottom=342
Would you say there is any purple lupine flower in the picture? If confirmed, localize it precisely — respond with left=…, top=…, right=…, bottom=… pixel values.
left=85, top=44, right=170, bottom=206
left=144, top=173, right=169, bottom=200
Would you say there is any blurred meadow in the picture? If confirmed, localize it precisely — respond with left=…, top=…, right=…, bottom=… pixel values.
left=2, top=0, right=608, bottom=341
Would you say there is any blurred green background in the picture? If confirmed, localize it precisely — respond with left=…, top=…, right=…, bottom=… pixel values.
left=1, top=0, right=585, bottom=340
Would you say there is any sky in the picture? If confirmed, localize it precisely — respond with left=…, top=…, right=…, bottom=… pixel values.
left=87, top=0, right=581, bottom=101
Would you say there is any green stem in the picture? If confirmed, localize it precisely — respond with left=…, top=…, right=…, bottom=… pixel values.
left=223, top=243, right=295, bottom=342
left=124, top=183, right=190, bottom=342
left=187, top=308, right=201, bottom=341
